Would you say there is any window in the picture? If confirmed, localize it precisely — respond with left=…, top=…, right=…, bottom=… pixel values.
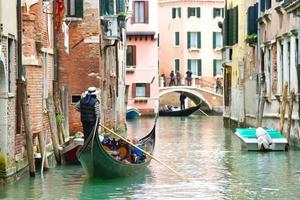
left=175, top=59, right=180, bottom=72
left=8, top=38, right=14, bottom=93
left=187, top=32, right=201, bottom=49
left=260, top=0, right=271, bottom=12
left=133, top=1, right=149, bottom=23
left=213, top=60, right=222, bottom=76
left=175, top=32, right=180, bottom=46
left=116, top=0, right=126, bottom=14
left=213, top=32, right=222, bottom=49
left=132, top=83, right=150, bottom=97
left=72, top=95, right=81, bottom=103
left=126, top=45, right=136, bottom=66
left=187, top=7, right=200, bottom=18
left=64, top=0, right=83, bottom=17
left=172, top=7, right=181, bottom=18
left=157, top=33, right=160, bottom=47
left=213, top=8, right=224, bottom=18
left=188, top=59, right=202, bottom=76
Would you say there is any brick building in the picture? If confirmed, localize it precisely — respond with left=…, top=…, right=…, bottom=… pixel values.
left=58, top=0, right=127, bottom=133
left=0, top=0, right=56, bottom=183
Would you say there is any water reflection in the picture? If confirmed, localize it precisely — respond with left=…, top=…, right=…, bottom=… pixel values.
left=2, top=116, right=300, bottom=199
left=79, top=170, right=150, bottom=199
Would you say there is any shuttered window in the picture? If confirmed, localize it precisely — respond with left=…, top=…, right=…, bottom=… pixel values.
left=213, top=8, right=224, bottom=18
left=188, top=59, right=202, bottom=76
left=134, top=83, right=150, bottom=97
left=126, top=45, right=136, bottom=66
left=175, top=32, right=180, bottom=46
left=116, top=0, right=126, bottom=14
left=213, top=32, right=222, bottom=49
left=187, top=32, right=201, bottom=49
left=247, top=3, right=258, bottom=35
left=172, top=7, right=181, bottom=18
left=224, top=6, right=238, bottom=46
left=187, top=7, right=200, bottom=18
left=260, top=0, right=271, bottom=12
left=100, top=0, right=114, bottom=16
left=133, top=1, right=149, bottom=23
left=65, top=0, right=83, bottom=17
left=175, top=59, right=180, bottom=72
left=213, top=59, right=222, bottom=76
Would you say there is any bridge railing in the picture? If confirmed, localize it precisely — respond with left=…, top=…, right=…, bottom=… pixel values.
left=159, top=77, right=223, bottom=94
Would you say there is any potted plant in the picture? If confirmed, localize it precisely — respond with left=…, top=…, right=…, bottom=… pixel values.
left=117, top=12, right=127, bottom=21
left=246, top=34, right=257, bottom=46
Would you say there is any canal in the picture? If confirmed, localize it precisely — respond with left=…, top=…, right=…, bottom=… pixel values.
left=1, top=116, right=300, bottom=199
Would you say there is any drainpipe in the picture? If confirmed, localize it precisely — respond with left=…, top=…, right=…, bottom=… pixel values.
left=17, top=0, right=23, bottom=79
left=256, top=0, right=265, bottom=127
left=53, top=0, right=58, bottom=82
left=297, top=16, right=300, bottom=129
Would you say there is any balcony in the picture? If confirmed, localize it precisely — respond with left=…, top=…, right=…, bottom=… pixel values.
left=282, top=0, right=300, bottom=14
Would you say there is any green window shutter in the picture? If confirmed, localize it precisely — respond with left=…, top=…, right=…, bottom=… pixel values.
left=116, top=0, right=125, bottom=13
left=188, top=60, right=191, bottom=71
left=100, top=0, right=113, bottom=16
left=178, top=8, right=181, bottom=18
left=213, top=8, right=216, bottom=18
left=197, top=7, right=201, bottom=18
left=233, top=6, right=238, bottom=44
left=188, top=7, right=191, bottom=18
left=187, top=32, right=191, bottom=49
left=175, top=59, right=180, bottom=72
left=175, top=32, right=180, bottom=46
left=222, top=8, right=224, bottom=17
left=197, top=60, right=202, bottom=76
left=75, top=0, right=84, bottom=17
left=213, top=32, right=216, bottom=49
left=213, top=60, right=217, bottom=76
left=197, top=32, right=201, bottom=48
left=172, top=8, right=176, bottom=18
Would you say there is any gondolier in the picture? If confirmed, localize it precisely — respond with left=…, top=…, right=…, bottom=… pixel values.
left=75, top=87, right=100, bottom=141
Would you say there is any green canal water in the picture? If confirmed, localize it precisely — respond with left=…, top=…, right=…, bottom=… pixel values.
left=1, top=116, right=300, bottom=199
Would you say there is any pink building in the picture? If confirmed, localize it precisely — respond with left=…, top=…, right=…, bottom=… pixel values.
left=126, top=0, right=159, bottom=116
left=158, top=0, right=224, bottom=89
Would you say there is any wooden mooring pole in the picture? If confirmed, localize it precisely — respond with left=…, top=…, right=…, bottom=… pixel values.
left=280, top=82, right=288, bottom=135
left=20, top=82, right=36, bottom=176
left=287, top=89, right=296, bottom=142
left=46, top=96, right=61, bottom=164
left=38, top=131, right=49, bottom=170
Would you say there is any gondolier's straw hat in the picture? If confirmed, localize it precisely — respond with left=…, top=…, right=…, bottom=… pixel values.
left=85, top=86, right=99, bottom=95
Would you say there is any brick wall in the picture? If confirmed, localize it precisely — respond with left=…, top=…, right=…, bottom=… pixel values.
left=58, top=5, right=100, bottom=133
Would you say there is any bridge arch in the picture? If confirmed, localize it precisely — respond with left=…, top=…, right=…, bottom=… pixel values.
left=159, top=87, right=213, bottom=110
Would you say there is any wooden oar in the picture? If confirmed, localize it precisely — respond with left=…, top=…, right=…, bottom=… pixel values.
left=99, top=123, right=189, bottom=182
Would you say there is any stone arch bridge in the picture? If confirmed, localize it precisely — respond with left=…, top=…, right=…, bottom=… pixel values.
left=159, top=86, right=223, bottom=113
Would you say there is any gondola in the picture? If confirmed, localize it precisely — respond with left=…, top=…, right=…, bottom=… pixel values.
left=159, top=103, right=201, bottom=116
left=76, top=121, right=156, bottom=179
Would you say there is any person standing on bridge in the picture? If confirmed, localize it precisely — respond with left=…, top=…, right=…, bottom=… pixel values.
left=169, top=70, right=176, bottom=86
left=186, top=70, right=192, bottom=86
left=176, top=70, right=181, bottom=86
left=180, top=92, right=187, bottom=110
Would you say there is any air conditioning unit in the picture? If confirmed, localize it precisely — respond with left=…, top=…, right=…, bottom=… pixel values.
left=101, top=16, right=120, bottom=40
